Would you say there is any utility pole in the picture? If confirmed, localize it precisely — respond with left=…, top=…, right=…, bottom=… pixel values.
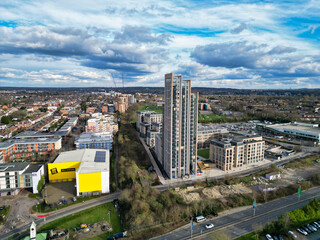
left=190, top=217, right=193, bottom=239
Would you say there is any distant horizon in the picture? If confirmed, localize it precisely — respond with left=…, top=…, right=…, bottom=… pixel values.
left=1, top=86, right=320, bottom=91
left=1, top=1, right=319, bottom=89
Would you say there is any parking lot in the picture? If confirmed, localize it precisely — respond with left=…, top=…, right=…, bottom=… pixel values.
left=44, top=181, right=76, bottom=204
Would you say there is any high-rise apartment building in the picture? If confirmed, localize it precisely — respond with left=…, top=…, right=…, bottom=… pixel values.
left=162, top=73, right=198, bottom=179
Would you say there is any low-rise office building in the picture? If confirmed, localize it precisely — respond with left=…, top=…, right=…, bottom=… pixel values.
left=75, top=132, right=113, bottom=150
left=48, top=149, right=110, bottom=196
left=209, top=136, right=264, bottom=171
left=0, top=163, right=44, bottom=196
left=257, top=122, right=320, bottom=144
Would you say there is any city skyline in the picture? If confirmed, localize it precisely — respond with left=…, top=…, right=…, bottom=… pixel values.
left=0, top=0, right=320, bottom=89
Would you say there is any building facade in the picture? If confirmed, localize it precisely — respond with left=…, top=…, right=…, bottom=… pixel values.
left=162, top=73, right=198, bottom=179
left=197, top=124, right=229, bottom=148
left=0, top=163, right=44, bottom=196
left=209, top=136, right=264, bottom=171
left=0, top=137, right=62, bottom=162
left=86, top=113, right=118, bottom=134
left=75, top=132, right=113, bottom=150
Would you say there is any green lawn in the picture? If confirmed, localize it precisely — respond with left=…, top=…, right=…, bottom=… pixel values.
left=197, top=149, right=210, bottom=159
left=235, top=232, right=258, bottom=240
left=28, top=193, right=40, bottom=198
left=139, top=105, right=163, bottom=113
left=198, top=113, right=227, bottom=122
left=39, top=202, right=121, bottom=234
left=284, top=153, right=320, bottom=169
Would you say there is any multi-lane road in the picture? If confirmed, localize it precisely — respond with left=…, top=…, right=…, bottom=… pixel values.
left=151, top=186, right=320, bottom=240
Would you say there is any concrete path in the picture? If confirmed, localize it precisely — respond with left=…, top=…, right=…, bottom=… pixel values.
left=138, top=135, right=165, bottom=183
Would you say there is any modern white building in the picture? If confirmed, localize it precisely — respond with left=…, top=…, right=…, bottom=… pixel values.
left=0, top=163, right=44, bottom=196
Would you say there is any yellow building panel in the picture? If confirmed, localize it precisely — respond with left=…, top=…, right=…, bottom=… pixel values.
left=48, top=162, right=81, bottom=181
left=78, top=172, right=101, bottom=193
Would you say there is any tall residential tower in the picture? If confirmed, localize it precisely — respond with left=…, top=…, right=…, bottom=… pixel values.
left=163, top=73, right=198, bottom=179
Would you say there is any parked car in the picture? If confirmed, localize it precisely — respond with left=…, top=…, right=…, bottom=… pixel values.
left=297, top=227, right=308, bottom=235
left=306, top=224, right=317, bottom=232
left=272, top=235, right=279, bottom=240
left=212, top=211, right=218, bottom=217
left=72, top=197, right=77, bottom=202
left=311, top=222, right=320, bottom=229
left=277, top=235, right=283, bottom=240
left=288, top=231, right=297, bottom=239
left=265, top=234, right=273, bottom=240
left=205, top=223, right=214, bottom=229
left=301, top=226, right=311, bottom=234
left=195, top=216, right=206, bottom=223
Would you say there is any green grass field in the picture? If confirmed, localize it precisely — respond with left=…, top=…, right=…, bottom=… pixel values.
left=197, top=149, right=210, bottom=159
left=39, top=202, right=121, bottom=235
left=198, top=113, right=227, bottom=122
left=235, top=232, right=258, bottom=240
left=139, top=105, right=163, bottom=113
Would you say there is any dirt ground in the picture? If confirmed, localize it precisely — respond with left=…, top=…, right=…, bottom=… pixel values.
left=71, top=221, right=113, bottom=240
left=280, top=164, right=320, bottom=185
left=177, top=163, right=320, bottom=203
left=45, top=181, right=76, bottom=204
left=178, top=184, right=253, bottom=203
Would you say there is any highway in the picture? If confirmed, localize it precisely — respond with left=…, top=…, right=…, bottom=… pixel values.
left=151, top=186, right=320, bottom=240
left=3, top=191, right=121, bottom=240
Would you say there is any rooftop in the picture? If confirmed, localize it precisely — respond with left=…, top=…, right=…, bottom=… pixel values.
left=75, top=132, right=113, bottom=144
left=0, top=162, right=29, bottom=172
left=54, top=149, right=109, bottom=174
left=0, top=137, right=61, bottom=148
left=268, top=123, right=320, bottom=135
left=23, top=164, right=43, bottom=174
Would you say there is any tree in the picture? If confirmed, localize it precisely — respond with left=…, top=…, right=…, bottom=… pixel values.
left=80, top=101, right=86, bottom=111
left=1, top=116, right=11, bottom=124
left=37, top=175, right=45, bottom=194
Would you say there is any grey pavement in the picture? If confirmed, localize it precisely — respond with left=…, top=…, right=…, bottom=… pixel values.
left=0, top=190, right=37, bottom=235
left=151, top=186, right=320, bottom=240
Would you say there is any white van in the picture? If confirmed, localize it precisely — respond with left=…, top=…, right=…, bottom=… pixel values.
left=195, top=216, right=206, bottom=223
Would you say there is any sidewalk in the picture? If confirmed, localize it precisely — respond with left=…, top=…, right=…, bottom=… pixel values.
left=138, top=135, right=165, bottom=183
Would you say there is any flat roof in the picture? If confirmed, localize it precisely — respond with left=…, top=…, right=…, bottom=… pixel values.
left=0, top=162, right=29, bottom=172
left=75, top=132, right=113, bottom=144
left=54, top=149, right=109, bottom=174
left=23, top=164, right=43, bottom=174
left=267, top=123, right=320, bottom=135
left=0, top=137, right=61, bottom=148
left=15, top=130, right=69, bottom=139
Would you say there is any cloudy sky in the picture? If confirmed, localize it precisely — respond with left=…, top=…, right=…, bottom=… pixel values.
left=0, top=0, right=319, bottom=89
